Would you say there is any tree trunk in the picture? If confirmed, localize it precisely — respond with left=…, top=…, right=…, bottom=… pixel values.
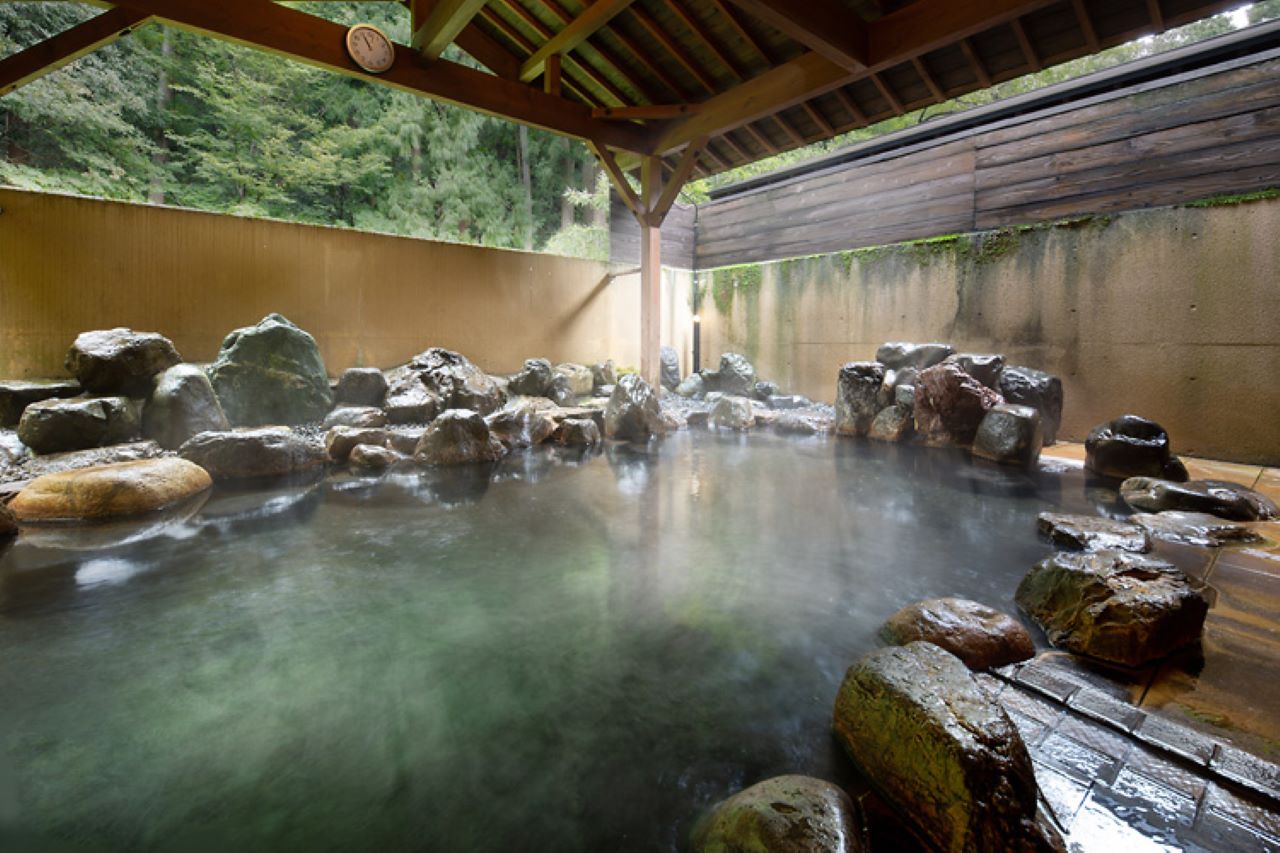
left=148, top=30, right=174, bottom=205
left=518, top=125, right=534, bottom=251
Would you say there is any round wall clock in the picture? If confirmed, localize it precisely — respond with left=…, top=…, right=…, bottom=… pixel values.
left=346, top=24, right=395, bottom=74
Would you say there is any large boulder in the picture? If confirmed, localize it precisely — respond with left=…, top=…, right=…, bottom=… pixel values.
left=322, top=406, right=388, bottom=430
left=709, top=395, right=755, bottom=431
left=999, top=367, right=1063, bottom=445
left=334, top=367, right=388, bottom=408
left=949, top=353, right=1006, bottom=389
left=972, top=404, right=1042, bottom=466
left=691, top=775, right=862, bottom=853
left=554, top=363, right=594, bottom=397
left=1120, top=477, right=1278, bottom=521
left=1132, top=511, right=1263, bottom=548
left=0, top=380, right=82, bottom=427
left=715, top=353, right=757, bottom=397
left=383, top=370, right=440, bottom=424
left=914, top=362, right=1003, bottom=446
left=833, top=642, right=1057, bottom=852
left=1085, top=415, right=1188, bottom=482
left=1016, top=550, right=1209, bottom=667
left=868, top=404, right=913, bottom=443
left=143, top=364, right=229, bottom=450
left=179, top=427, right=326, bottom=480
left=508, top=358, right=554, bottom=397
left=660, top=346, right=681, bottom=391
left=413, top=409, right=506, bottom=465
left=604, top=375, right=664, bottom=441
left=9, top=458, right=211, bottom=522
left=409, top=347, right=504, bottom=414
left=835, top=362, right=885, bottom=436
left=18, top=396, right=140, bottom=454
left=1037, top=512, right=1152, bottom=553
left=65, top=328, right=181, bottom=396
left=880, top=598, right=1035, bottom=670
left=207, top=314, right=333, bottom=426
left=875, top=341, right=954, bottom=370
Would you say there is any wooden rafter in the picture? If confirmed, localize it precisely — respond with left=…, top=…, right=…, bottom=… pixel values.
left=1010, top=17, right=1042, bottom=72
left=518, top=0, right=634, bottom=83
left=912, top=55, right=946, bottom=101
left=1147, top=0, right=1166, bottom=31
left=959, top=37, right=992, bottom=88
left=0, top=7, right=153, bottom=97
left=531, top=0, right=674, bottom=103
left=663, top=0, right=746, bottom=81
left=649, top=135, right=707, bottom=223
left=473, top=8, right=601, bottom=104
left=411, top=0, right=488, bottom=61
left=802, top=101, right=835, bottom=136
left=106, top=0, right=651, bottom=152
left=1072, top=0, right=1101, bottom=52
left=833, top=87, right=868, bottom=125
left=630, top=4, right=717, bottom=93
left=489, top=2, right=629, bottom=105
left=870, top=72, right=904, bottom=114
left=723, top=0, right=868, bottom=71
left=593, top=103, right=700, bottom=120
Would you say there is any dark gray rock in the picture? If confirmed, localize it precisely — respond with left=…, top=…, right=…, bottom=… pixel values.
left=0, top=380, right=82, bottom=427
left=753, top=380, right=779, bottom=401
left=1016, top=550, right=1209, bottom=667
left=591, top=360, right=616, bottom=391
left=1131, top=511, right=1264, bottom=548
left=660, top=346, right=681, bottom=390
left=65, top=328, right=181, bottom=396
left=1085, top=415, right=1188, bottom=482
left=880, top=598, right=1035, bottom=670
left=349, top=443, right=402, bottom=471
left=1120, top=477, right=1278, bottom=521
left=674, top=373, right=705, bottom=399
left=949, top=353, right=1006, bottom=389
left=835, top=362, right=885, bottom=436
left=208, top=314, right=333, bottom=426
left=833, top=642, right=1057, bottom=852
left=875, top=341, right=955, bottom=370
left=868, top=404, right=913, bottom=443
left=715, top=353, right=757, bottom=397
left=383, top=370, right=440, bottom=424
left=18, top=396, right=141, bottom=454
left=709, top=395, right=755, bottom=431
left=894, top=383, right=915, bottom=410
left=143, top=364, right=230, bottom=450
left=322, top=406, right=388, bottom=430
left=767, top=394, right=810, bottom=410
left=508, top=358, right=554, bottom=397
left=179, top=427, right=327, bottom=480
left=604, top=374, right=663, bottom=441
left=413, top=409, right=506, bottom=465
left=409, top=347, right=504, bottom=414
left=546, top=373, right=575, bottom=407
left=1037, top=512, right=1152, bottom=553
left=914, top=362, right=1003, bottom=446
left=324, top=426, right=391, bottom=462
left=485, top=398, right=558, bottom=448
left=553, top=417, right=601, bottom=447
left=334, top=367, right=388, bottom=407
left=691, top=776, right=862, bottom=853
left=973, top=404, right=1042, bottom=466
left=999, top=367, right=1064, bottom=445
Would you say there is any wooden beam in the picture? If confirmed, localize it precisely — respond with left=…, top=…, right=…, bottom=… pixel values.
left=475, top=7, right=601, bottom=103
left=454, top=22, right=522, bottom=79
left=593, top=103, right=701, bottom=120
left=0, top=7, right=153, bottom=97
left=870, top=73, right=904, bottom=114
left=543, top=52, right=562, bottom=94
left=801, top=101, right=835, bottom=136
left=723, top=0, right=868, bottom=71
left=518, top=0, right=634, bottom=83
left=589, top=141, right=641, bottom=215
left=833, top=87, right=867, bottom=125
left=529, top=0, right=671, bottom=103
left=663, top=0, right=746, bottom=81
left=411, top=0, right=488, bottom=61
left=486, top=3, right=627, bottom=105
left=631, top=4, right=718, bottom=93
left=1146, top=0, right=1166, bottom=32
left=1010, top=17, right=1041, bottom=72
left=649, top=136, right=707, bottom=224
left=959, top=37, right=992, bottom=88
left=638, top=156, right=662, bottom=388
left=912, top=55, right=946, bottom=102
left=110, top=0, right=651, bottom=152
left=867, top=0, right=1060, bottom=66
left=1072, top=0, right=1100, bottom=52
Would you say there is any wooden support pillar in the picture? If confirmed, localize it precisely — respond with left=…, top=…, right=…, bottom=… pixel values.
left=639, top=156, right=663, bottom=388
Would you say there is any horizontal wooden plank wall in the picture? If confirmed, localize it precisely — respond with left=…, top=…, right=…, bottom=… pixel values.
left=688, top=53, right=1280, bottom=270
left=608, top=195, right=696, bottom=270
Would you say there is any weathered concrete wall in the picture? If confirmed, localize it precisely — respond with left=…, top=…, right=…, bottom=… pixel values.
left=699, top=199, right=1280, bottom=465
left=0, top=187, right=691, bottom=379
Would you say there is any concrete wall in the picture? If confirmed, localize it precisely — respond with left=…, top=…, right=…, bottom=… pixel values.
left=698, top=199, right=1280, bottom=465
left=0, top=187, right=692, bottom=379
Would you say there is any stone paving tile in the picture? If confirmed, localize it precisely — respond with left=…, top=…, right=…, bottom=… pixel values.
left=1068, top=685, right=1147, bottom=732
left=1107, top=769, right=1199, bottom=831
left=1029, top=650, right=1152, bottom=701
left=1015, top=659, right=1085, bottom=703
left=1126, top=745, right=1210, bottom=801
left=999, top=683, right=1065, bottom=727
left=1038, top=731, right=1122, bottom=785
left=1066, top=790, right=1179, bottom=852
left=1192, top=809, right=1280, bottom=853
left=1203, top=782, right=1280, bottom=840
left=1032, top=759, right=1090, bottom=828
left=1059, top=713, right=1135, bottom=762
left=1008, top=709, right=1050, bottom=748
left=1134, top=714, right=1217, bottom=766
left=1211, top=743, right=1280, bottom=801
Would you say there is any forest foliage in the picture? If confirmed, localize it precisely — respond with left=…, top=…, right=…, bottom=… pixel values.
left=2, top=2, right=1277, bottom=257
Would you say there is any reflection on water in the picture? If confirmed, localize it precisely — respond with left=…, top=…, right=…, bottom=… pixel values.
left=0, top=432, right=1100, bottom=852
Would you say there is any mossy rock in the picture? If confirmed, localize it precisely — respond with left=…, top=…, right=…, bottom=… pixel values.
left=208, top=314, right=333, bottom=426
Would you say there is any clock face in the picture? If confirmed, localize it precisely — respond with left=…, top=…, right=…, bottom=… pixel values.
left=346, top=24, right=395, bottom=74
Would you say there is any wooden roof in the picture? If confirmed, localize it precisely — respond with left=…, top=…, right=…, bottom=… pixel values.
left=1, top=0, right=1248, bottom=180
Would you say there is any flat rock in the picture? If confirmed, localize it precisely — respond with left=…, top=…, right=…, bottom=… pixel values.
left=767, top=394, right=810, bottom=410
left=65, top=328, right=181, bottom=396
left=9, top=457, right=211, bottom=522
left=868, top=404, right=913, bottom=442
left=553, top=417, right=601, bottom=447
left=334, top=367, right=388, bottom=407
left=999, top=367, right=1063, bottom=445
left=709, top=395, right=755, bottom=431
left=836, top=362, right=885, bottom=436
left=414, top=409, right=506, bottom=465
left=325, top=426, right=391, bottom=462
left=1037, top=512, right=1152, bottom=553
left=1085, top=415, right=1187, bottom=482
left=691, top=775, right=862, bottom=853
left=914, top=362, right=1003, bottom=446
left=1131, top=511, right=1264, bottom=547
left=833, top=642, right=1056, bottom=852
left=322, top=406, right=388, bottom=430
left=774, top=411, right=832, bottom=435
left=348, top=443, right=403, bottom=471
left=0, top=380, right=82, bottom=427
left=18, top=396, right=141, bottom=454
left=13, top=441, right=165, bottom=481
left=179, top=427, right=326, bottom=480
left=875, top=341, right=955, bottom=370
left=881, top=598, right=1034, bottom=670
left=1016, top=550, right=1209, bottom=667
left=143, top=364, right=229, bottom=450
left=208, top=314, right=333, bottom=426
left=604, top=375, right=664, bottom=441
left=973, top=404, right=1042, bottom=466
left=1120, top=476, right=1278, bottom=521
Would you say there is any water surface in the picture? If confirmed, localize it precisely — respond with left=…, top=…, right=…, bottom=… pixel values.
left=0, top=431, right=1099, bottom=851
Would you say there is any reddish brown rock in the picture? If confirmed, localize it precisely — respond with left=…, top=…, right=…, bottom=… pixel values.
left=880, top=598, right=1034, bottom=670
left=913, top=362, right=1003, bottom=446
